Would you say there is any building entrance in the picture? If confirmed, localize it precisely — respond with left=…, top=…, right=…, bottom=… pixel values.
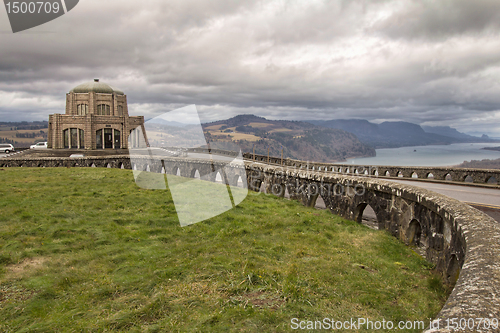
left=104, top=129, right=113, bottom=148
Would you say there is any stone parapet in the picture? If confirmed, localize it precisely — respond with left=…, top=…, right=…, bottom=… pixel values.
left=243, top=152, right=500, bottom=186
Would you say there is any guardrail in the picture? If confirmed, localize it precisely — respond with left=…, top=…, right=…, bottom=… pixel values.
left=242, top=152, right=500, bottom=185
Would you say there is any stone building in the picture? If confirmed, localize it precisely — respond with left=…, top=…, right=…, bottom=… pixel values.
left=48, top=79, right=146, bottom=150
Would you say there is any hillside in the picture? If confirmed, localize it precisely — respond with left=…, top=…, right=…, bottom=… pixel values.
left=0, top=121, right=48, bottom=147
left=422, top=126, right=481, bottom=141
left=203, top=115, right=375, bottom=162
left=307, top=119, right=498, bottom=149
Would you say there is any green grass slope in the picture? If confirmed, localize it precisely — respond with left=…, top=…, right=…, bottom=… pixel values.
left=0, top=168, right=447, bottom=332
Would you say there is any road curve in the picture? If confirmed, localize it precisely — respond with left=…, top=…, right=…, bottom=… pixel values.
left=384, top=179, right=500, bottom=222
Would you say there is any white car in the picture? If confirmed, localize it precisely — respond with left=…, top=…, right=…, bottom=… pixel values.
left=0, top=144, right=15, bottom=154
left=30, top=142, right=48, bottom=149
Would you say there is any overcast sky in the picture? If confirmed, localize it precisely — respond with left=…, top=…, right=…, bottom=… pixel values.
left=1, top=0, right=500, bottom=136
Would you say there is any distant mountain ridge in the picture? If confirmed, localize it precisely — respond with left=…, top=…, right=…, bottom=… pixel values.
left=421, top=126, right=482, bottom=141
left=202, top=115, right=375, bottom=162
left=306, top=119, right=497, bottom=149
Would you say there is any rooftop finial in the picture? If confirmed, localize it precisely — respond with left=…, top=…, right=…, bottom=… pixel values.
left=94, top=78, right=99, bottom=82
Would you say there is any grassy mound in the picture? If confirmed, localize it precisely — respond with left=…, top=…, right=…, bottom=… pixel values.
left=0, top=168, right=447, bottom=332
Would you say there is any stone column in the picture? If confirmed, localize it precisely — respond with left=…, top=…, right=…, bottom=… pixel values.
left=89, top=92, right=95, bottom=115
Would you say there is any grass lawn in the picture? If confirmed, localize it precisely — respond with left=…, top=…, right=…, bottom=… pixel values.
left=0, top=168, right=447, bottom=332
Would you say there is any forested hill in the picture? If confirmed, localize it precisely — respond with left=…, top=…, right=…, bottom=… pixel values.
left=202, top=115, right=375, bottom=162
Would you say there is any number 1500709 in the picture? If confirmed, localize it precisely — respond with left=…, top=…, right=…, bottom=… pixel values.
left=5, top=1, right=60, bottom=14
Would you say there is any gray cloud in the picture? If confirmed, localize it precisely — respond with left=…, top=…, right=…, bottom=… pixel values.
left=373, top=0, right=500, bottom=40
left=0, top=0, right=499, bottom=136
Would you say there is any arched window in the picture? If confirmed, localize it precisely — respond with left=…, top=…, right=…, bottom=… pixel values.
left=96, top=129, right=121, bottom=149
left=79, top=129, right=84, bottom=148
left=96, top=129, right=103, bottom=149
left=63, top=128, right=84, bottom=149
left=96, top=104, right=111, bottom=115
left=77, top=104, right=88, bottom=115
left=114, top=129, right=121, bottom=148
left=63, top=129, right=69, bottom=148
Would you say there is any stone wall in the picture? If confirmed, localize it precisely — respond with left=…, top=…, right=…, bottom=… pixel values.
left=243, top=152, right=500, bottom=185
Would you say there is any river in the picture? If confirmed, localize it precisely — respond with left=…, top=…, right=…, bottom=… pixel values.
left=344, top=143, right=500, bottom=167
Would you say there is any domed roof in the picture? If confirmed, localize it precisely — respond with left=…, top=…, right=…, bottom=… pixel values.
left=70, top=79, right=124, bottom=95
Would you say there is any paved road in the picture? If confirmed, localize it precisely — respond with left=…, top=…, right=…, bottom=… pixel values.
left=384, top=179, right=500, bottom=222
left=0, top=151, right=27, bottom=158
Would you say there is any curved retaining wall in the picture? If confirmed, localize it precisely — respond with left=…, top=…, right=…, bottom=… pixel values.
left=1, top=155, right=499, bottom=332
left=243, top=152, right=500, bottom=185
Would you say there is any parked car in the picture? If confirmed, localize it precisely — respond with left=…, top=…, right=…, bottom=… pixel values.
left=30, top=142, right=48, bottom=149
left=0, top=143, right=15, bottom=154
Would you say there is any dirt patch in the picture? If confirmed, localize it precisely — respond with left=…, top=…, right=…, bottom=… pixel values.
left=6, top=257, right=48, bottom=280
left=230, top=291, right=285, bottom=310
left=0, top=284, right=36, bottom=303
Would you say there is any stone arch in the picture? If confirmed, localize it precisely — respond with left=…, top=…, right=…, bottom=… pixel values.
left=427, top=172, right=434, bottom=179
left=486, top=176, right=498, bottom=184
left=373, top=169, right=379, bottom=176
left=235, top=175, right=244, bottom=187
left=191, top=168, right=201, bottom=179
left=385, top=171, right=390, bottom=177
left=314, top=194, right=326, bottom=209
left=215, top=171, right=223, bottom=183
left=247, top=175, right=263, bottom=192
left=446, top=254, right=461, bottom=285
left=284, top=186, right=290, bottom=199
left=397, top=171, right=404, bottom=177
left=107, top=163, right=111, bottom=168
left=445, top=173, right=452, bottom=181
left=411, top=172, right=418, bottom=178
left=91, top=163, right=96, bottom=168
left=259, top=180, right=267, bottom=193
left=119, top=162, right=124, bottom=169
left=464, top=175, right=473, bottom=183
left=363, top=170, right=368, bottom=175
left=407, top=219, right=422, bottom=247
left=354, top=203, right=380, bottom=229
left=173, top=166, right=181, bottom=176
